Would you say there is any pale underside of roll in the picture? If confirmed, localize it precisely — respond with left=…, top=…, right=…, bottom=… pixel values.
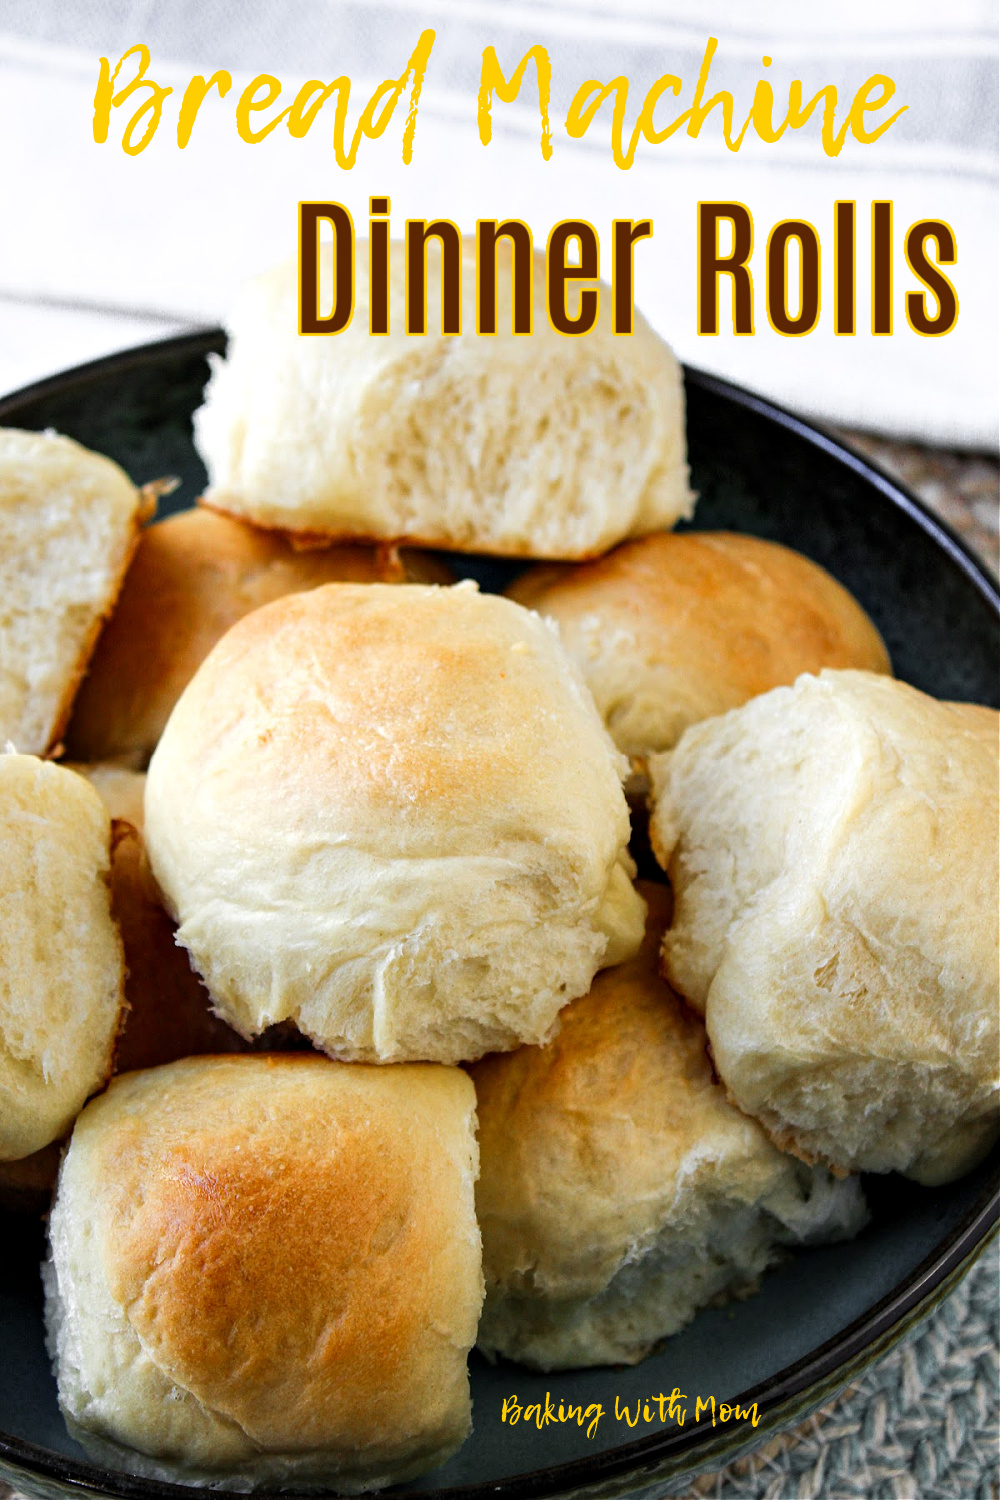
left=648, top=670, right=1000, bottom=1185
left=472, top=882, right=868, bottom=1371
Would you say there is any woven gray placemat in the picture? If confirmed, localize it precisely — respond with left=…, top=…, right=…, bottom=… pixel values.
left=678, top=1240, right=1000, bottom=1500
left=836, top=430, right=999, bottom=580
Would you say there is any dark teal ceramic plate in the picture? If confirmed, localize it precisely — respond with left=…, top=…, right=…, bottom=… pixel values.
left=0, top=334, right=997, bottom=1500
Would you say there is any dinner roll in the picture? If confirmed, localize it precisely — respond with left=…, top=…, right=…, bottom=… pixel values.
left=0, top=754, right=125, bottom=1160
left=194, top=241, right=692, bottom=558
left=48, top=764, right=247, bottom=1069
left=108, top=821, right=249, bottom=1074
left=947, top=699, right=999, bottom=744
left=0, top=428, right=144, bottom=755
left=145, top=581, right=645, bottom=1063
left=649, top=671, right=1000, bottom=1185
left=471, top=883, right=867, bottom=1371
left=66, top=506, right=452, bottom=766
left=508, top=532, right=891, bottom=760
left=45, top=1056, right=482, bottom=1489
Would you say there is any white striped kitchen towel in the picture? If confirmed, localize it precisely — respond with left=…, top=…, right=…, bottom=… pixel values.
left=0, top=0, right=995, bottom=447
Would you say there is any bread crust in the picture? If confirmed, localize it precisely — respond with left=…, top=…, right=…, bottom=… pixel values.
left=508, top=531, right=892, bottom=758
left=203, top=499, right=654, bottom=562
left=107, top=819, right=249, bottom=1074
left=45, top=1056, right=482, bottom=1489
left=67, top=505, right=452, bottom=765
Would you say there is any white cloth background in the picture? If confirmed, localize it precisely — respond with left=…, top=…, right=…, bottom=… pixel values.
left=0, top=0, right=995, bottom=448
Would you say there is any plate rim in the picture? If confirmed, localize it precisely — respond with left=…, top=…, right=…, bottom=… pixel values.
left=0, top=327, right=995, bottom=618
left=0, top=330, right=997, bottom=1500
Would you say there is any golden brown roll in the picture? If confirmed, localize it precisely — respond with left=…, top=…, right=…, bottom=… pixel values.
left=144, top=581, right=645, bottom=1063
left=194, top=242, right=692, bottom=559
left=0, top=427, right=144, bottom=755
left=508, top=531, right=891, bottom=760
left=44, top=1055, right=482, bottom=1489
left=56, top=765, right=246, bottom=1073
left=471, top=882, right=867, bottom=1371
left=66, top=506, right=452, bottom=765
left=649, top=670, right=1000, bottom=1185
left=108, top=821, right=248, bottom=1074
left=0, top=754, right=125, bottom=1161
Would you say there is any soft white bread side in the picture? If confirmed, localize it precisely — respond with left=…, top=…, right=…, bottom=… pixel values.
left=0, top=428, right=142, bottom=754
left=195, top=241, right=692, bottom=558
left=508, top=532, right=891, bottom=759
left=471, top=883, right=867, bottom=1371
left=144, top=581, right=645, bottom=1063
left=44, top=1056, right=482, bottom=1490
left=947, top=699, right=1000, bottom=745
left=0, top=754, right=125, bottom=1159
left=648, top=671, right=1000, bottom=1185
left=66, top=506, right=453, bottom=766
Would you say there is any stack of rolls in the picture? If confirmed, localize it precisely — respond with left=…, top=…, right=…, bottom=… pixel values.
left=0, top=240, right=995, bottom=1492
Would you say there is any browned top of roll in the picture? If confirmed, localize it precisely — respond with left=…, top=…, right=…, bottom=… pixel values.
left=508, top=531, right=892, bottom=758
left=50, top=1056, right=481, bottom=1478
left=66, top=506, right=452, bottom=764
